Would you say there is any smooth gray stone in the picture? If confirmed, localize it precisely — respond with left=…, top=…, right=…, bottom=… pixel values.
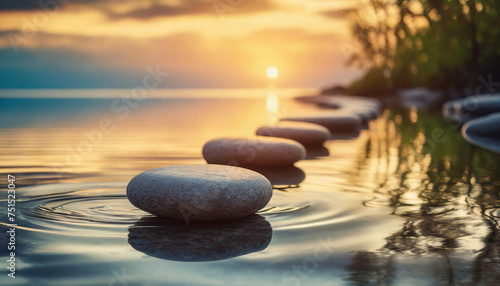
left=444, top=95, right=500, bottom=122
left=203, top=137, right=306, bottom=167
left=280, top=112, right=362, bottom=134
left=127, top=164, right=273, bottom=220
left=457, top=95, right=500, bottom=121
left=128, top=215, right=272, bottom=262
left=293, top=95, right=381, bottom=125
left=295, top=95, right=341, bottom=109
left=398, top=88, right=442, bottom=110
left=256, top=122, right=330, bottom=146
left=304, top=145, right=330, bottom=159
left=341, top=103, right=380, bottom=118
left=246, top=166, right=306, bottom=187
left=340, top=106, right=376, bottom=126
left=462, top=112, right=500, bottom=153
left=295, top=95, right=381, bottom=109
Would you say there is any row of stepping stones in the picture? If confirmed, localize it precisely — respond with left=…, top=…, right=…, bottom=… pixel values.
left=443, top=94, right=500, bottom=153
left=127, top=95, right=382, bottom=221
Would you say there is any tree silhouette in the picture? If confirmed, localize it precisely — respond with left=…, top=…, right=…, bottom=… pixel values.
left=348, top=0, right=500, bottom=96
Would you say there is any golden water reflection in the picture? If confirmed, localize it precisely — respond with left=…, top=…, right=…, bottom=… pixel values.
left=346, top=108, right=500, bottom=285
left=0, top=94, right=499, bottom=285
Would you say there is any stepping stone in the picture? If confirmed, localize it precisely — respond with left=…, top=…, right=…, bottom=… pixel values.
left=304, top=145, right=330, bottom=159
left=280, top=112, right=361, bottom=135
left=295, top=95, right=381, bottom=114
left=127, top=164, right=273, bottom=220
left=256, top=122, right=330, bottom=146
left=340, top=106, right=377, bottom=125
left=462, top=112, right=500, bottom=153
left=203, top=137, right=306, bottom=167
left=341, top=102, right=380, bottom=118
left=398, top=88, right=442, bottom=110
left=247, top=166, right=306, bottom=186
left=444, top=95, right=500, bottom=122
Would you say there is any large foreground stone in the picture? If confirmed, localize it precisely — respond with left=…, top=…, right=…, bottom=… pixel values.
left=462, top=112, right=500, bottom=154
left=127, top=164, right=273, bottom=220
left=256, top=122, right=330, bottom=146
left=203, top=137, right=306, bottom=167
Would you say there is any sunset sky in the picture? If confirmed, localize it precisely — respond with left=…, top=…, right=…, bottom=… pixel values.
left=0, top=0, right=364, bottom=88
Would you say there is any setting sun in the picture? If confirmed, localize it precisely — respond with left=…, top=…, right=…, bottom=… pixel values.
left=266, top=66, right=279, bottom=79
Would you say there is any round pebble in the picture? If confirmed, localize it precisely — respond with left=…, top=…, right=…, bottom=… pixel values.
left=203, top=137, right=306, bottom=167
left=280, top=113, right=361, bottom=134
left=445, top=95, right=500, bottom=122
left=247, top=166, right=306, bottom=186
left=256, top=122, right=330, bottom=146
left=127, top=164, right=273, bottom=220
left=295, top=95, right=382, bottom=113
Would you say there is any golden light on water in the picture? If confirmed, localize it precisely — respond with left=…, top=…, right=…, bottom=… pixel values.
left=266, top=92, right=279, bottom=113
left=266, top=90, right=280, bottom=124
left=410, top=106, right=418, bottom=123
left=266, top=66, right=279, bottom=79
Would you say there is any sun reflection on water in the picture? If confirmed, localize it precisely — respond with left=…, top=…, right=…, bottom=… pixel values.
left=266, top=89, right=280, bottom=124
left=1, top=94, right=500, bottom=285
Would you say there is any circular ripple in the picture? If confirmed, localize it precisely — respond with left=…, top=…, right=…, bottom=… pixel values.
left=26, top=196, right=141, bottom=224
left=1, top=181, right=368, bottom=238
left=4, top=182, right=319, bottom=237
left=1, top=183, right=148, bottom=237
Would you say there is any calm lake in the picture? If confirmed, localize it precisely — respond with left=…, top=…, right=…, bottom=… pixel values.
left=1, top=89, right=499, bottom=285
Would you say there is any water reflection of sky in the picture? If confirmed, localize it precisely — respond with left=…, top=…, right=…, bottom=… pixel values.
left=0, top=89, right=499, bottom=285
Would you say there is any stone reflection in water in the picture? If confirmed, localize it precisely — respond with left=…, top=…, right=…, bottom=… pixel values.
left=304, top=146, right=330, bottom=160
left=247, top=166, right=306, bottom=188
left=345, top=109, right=500, bottom=284
left=128, top=214, right=272, bottom=262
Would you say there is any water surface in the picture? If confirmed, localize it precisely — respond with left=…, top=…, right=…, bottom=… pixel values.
left=1, top=89, right=499, bottom=285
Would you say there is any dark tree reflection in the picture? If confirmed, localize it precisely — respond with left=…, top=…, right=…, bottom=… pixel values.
left=346, top=252, right=394, bottom=286
left=346, top=109, right=500, bottom=284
